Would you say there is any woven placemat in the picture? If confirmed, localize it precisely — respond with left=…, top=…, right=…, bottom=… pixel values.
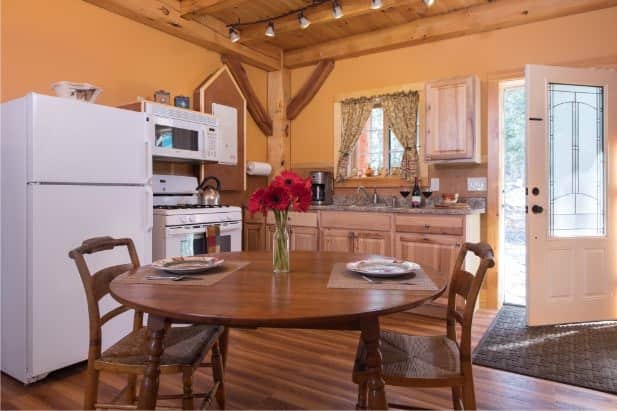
left=327, top=263, right=437, bottom=291
left=115, top=261, right=250, bottom=287
left=473, top=304, right=617, bottom=395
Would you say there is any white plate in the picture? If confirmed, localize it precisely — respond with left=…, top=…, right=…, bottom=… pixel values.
left=346, top=259, right=420, bottom=278
left=152, top=256, right=224, bottom=274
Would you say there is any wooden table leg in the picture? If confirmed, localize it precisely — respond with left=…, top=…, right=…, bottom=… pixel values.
left=137, top=315, right=168, bottom=410
left=360, top=317, right=387, bottom=410
left=219, top=326, right=229, bottom=368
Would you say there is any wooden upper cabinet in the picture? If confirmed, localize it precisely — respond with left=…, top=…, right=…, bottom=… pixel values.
left=424, top=75, right=481, bottom=163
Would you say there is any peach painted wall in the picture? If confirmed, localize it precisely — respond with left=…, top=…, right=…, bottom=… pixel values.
left=289, top=6, right=617, bottom=168
left=0, top=0, right=268, bottom=163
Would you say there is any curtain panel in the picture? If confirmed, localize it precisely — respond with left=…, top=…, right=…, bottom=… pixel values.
left=381, top=91, right=420, bottom=181
left=336, top=96, right=374, bottom=181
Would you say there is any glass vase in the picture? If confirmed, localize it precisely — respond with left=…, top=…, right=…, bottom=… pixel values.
left=272, top=222, right=290, bottom=273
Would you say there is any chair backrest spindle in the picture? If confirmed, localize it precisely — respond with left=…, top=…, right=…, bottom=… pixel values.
left=445, top=242, right=495, bottom=360
left=68, top=236, right=142, bottom=357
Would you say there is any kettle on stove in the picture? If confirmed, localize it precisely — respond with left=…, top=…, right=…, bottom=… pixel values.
left=197, top=176, right=221, bottom=206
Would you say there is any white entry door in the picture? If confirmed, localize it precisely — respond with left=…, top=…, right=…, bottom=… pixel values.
left=526, top=64, right=617, bottom=326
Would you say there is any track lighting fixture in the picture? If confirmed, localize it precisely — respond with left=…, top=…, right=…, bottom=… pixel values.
left=332, top=0, right=343, bottom=19
left=265, top=21, right=275, bottom=37
left=371, top=0, right=383, bottom=9
left=298, top=11, right=311, bottom=29
left=228, top=27, right=240, bottom=43
left=423, top=0, right=435, bottom=7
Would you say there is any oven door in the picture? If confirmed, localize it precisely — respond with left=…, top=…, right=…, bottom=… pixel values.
left=165, top=224, right=208, bottom=257
left=164, top=221, right=242, bottom=257
left=218, top=221, right=242, bottom=252
left=149, top=115, right=205, bottom=161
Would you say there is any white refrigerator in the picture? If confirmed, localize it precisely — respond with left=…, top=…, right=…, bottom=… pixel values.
left=1, top=93, right=153, bottom=383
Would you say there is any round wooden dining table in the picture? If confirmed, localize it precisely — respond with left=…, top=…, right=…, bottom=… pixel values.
left=110, top=251, right=446, bottom=410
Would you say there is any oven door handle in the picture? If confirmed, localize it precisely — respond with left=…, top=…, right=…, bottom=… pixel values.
left=217, top=222, right=242, bottom=233
left=166, top=226, right=207, bottom=237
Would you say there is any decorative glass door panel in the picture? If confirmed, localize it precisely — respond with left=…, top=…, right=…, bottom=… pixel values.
left=549, top=84, right=605, bottom=238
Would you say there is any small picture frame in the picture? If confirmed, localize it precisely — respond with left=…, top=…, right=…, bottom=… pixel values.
left=174, top=95, right=190, bottom=109
left=153, top=90, right=171, bottom=105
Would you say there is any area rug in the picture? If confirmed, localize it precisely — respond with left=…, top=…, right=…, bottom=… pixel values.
left=472, top=304, right=617, bottom=394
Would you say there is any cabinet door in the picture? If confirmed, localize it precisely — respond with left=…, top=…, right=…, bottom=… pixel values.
left=320, top=228, right=354, bottom=253
left=395, top=234, right=460, bottom=283
left=425, top=75, right=479, bottom=162
left=243, top=223, right=265, bottom=251
left=291, top=226, right=319, bottom=252
left=355, top=231, right=391, bottom=256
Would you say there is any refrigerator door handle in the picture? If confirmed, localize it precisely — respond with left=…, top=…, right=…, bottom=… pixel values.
left=145, top=186, right=153, bottom=232
left=145, top=140, right=153, bottom=184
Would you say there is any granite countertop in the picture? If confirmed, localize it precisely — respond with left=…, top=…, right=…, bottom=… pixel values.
left=309, top=204, right=485, bottom=215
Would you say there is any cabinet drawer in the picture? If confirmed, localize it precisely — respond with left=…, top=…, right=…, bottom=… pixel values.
left=394, top=214, right=464, bottom=236
left=320, top=211, right=391, bottom=231
left=267, top=211, right=318, bottom=227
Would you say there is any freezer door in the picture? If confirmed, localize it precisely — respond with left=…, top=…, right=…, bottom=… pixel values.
left=28, top=184, right=152, bottom=378
left=29, top=94, right=151, bottom=184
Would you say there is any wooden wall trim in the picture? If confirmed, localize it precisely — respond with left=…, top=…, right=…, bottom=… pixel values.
left=287, top=59, right=335, bottom=120
left=267, top=69, right=291, bottom=177
left=222, top=54, right=274, bottom=136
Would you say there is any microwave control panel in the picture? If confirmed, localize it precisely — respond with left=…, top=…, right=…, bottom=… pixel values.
left=205, top=126, right=218, bottom=161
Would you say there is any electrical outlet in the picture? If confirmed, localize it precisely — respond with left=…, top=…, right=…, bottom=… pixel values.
left=430, top=178, right=440, bottom=192
left=467, top=177, right=487, bottom=191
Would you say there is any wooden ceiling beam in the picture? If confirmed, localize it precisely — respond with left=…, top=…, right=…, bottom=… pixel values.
left=287, top=59, right=335, bottom=120
left=84, top=0, right=281, bottom=71
left=236, top=0, right=411, bottom=43
left=180, top=0, right=247, bottom=15
left=284, top=0, right=617, bottom=68
left=221, top=54, right=274, bottom=136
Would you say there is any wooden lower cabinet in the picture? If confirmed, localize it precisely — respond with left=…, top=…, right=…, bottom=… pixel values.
left=355, top=231, right=391, bottom=255
left=243, top=222, right=265, bottom=251
left=320, top=228, right=354, bottom=253
left=291, top=226, right=319, bottom=252
left=266, top=225, right=319, bottom=252
left=394, top=233, right=464, bottom=317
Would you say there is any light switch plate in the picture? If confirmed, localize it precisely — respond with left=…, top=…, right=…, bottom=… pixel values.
left=430, top=178, right=440, bottom=192
left=467, top=177, right=487, bottom=191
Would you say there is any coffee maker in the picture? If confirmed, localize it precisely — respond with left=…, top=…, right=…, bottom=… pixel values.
left=310, top=171, right=334, bottom=205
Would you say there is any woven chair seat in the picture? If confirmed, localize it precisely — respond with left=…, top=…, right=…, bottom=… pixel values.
left=101, top=325, right=223, bottom=366
left=355, top=331, right=460, bottom=380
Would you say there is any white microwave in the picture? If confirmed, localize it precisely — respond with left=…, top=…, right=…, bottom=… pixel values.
left=145, top=101, right=218, bottom=162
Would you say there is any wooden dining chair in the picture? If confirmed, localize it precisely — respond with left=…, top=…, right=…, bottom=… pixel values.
left=353, top=242, right=495, bottom=410
left=69, top=236, right=226, bottom=410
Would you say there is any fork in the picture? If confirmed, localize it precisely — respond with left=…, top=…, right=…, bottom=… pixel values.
left=146, top=275, right=201, bottom=281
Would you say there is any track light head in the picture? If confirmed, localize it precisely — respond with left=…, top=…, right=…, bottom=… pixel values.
left=423, top=0, right=435, bottom=7
left=298, top=11, right=311, bottom=29
left=229, top=27, right=240, bottom=43
left=265, top=21, right=275, bottom=37
left=371, top=0, right=383, bottom=10
left=332, top=0, right=343, bottom=19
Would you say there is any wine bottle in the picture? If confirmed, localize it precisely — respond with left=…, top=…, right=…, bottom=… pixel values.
left=411, top=177, right=422, bottom=208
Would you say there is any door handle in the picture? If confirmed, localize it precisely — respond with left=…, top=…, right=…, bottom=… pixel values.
left=531, top=205, right=544, bottom=214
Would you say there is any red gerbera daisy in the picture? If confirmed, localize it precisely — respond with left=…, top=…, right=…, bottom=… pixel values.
left=247, top=188, right=267, bottom=215
left=263, top=185, right=291, bottom=211
left=273, top=170, right=304, bottom=189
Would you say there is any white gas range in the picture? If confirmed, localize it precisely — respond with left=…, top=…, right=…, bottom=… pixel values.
left=152, top=174, right=242, bottom=260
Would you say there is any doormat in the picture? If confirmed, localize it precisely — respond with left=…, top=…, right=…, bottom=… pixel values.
left=472, top=304, right=617, bottom=394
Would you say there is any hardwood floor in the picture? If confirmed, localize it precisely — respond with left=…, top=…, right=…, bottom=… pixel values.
left=2, top=310, right=616, bottom=409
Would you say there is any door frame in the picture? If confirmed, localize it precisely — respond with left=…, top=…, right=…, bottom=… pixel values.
left=484, top=55, right=617, bottom=310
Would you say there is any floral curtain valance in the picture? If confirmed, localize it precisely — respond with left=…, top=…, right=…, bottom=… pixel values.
left=336, top=90, right=420, bottom=182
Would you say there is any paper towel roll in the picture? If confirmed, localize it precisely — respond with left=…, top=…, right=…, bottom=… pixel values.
left=246, top=161, right=272, bottom=176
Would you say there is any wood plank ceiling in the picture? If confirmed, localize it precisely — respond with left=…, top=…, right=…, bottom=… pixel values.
left=86, top=0, right=617, bottom=70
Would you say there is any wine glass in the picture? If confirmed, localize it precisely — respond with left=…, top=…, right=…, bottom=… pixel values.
left=400, top=187, right=411, bottom=208
left=422, top=186, right=433, bottom=207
